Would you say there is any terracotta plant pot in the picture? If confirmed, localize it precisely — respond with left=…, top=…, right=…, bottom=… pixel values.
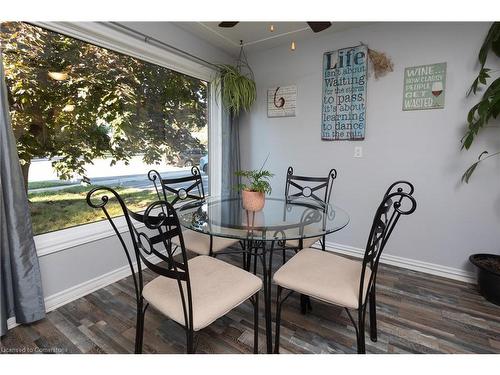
left=241, top=190, right=265, bottom=211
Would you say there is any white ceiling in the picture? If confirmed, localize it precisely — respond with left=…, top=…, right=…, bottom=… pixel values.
left=174, top=22, right=369, bottom=57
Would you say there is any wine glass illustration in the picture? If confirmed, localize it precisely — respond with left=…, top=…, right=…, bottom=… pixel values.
left=431, top=81, right=444, bottom=107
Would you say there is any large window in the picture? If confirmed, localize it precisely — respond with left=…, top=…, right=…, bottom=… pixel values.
left=1, top=22, right=209, bottom=235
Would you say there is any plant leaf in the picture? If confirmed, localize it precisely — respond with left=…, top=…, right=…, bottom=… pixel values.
left=478, top=23, right=500, bottom=68
left=462, top=151, right=489, bottom=183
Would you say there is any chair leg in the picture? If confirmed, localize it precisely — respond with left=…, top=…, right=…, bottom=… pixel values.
left=134, top=301, right=146, bottom=354
left=209, top=235, right=214, bottom=257
left=242, top=241, right=249, bottom=271
left=252, top=248, right=258, bottom=275
left=369, top=288, right=377, bottom=342
left=274, top=286, right=284, bottom=354
left=357, top=308, right=366, bottom=354
left=186, top=328, right=195, bottom=354
left=253, top=292, right=259, bottom=354
left=300, top=294, right=307, bottom=314
left=300, top=294, right=312, bottom=314
left=282, top=249, right=286, bottom=264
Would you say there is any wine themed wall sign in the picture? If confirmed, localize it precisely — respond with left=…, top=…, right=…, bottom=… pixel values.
left=403, top=62, right=446, bottom=111
left=321, top=44, right=367, bottom=141
left=267, top=85, right=297, bottom=118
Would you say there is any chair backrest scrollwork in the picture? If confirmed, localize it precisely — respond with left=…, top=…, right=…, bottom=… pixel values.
left=358, top=181, right=417, bottom=308
left=148, top=166, right=205, bottom=207
left=285, top=166, right=337, bottom=205
left=86, top=187, right=194, bottom=330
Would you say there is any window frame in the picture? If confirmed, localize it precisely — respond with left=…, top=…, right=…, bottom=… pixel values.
left=26, top=22, right=222, bottom=257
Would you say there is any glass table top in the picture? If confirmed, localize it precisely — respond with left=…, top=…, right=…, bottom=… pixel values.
left=176, top=196, right=350, bottom=241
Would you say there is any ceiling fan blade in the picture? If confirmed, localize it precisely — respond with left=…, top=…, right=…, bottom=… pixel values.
left=218, top=22, right=239, bottom=28
left=307, top=22, right=332, bottom=33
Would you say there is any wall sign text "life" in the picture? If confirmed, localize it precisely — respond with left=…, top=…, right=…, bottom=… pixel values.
left=321, top=45, right=367, bottom=141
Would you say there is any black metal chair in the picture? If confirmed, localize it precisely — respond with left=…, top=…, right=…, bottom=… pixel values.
left=281, top=166, right=337, bottom=260
left=273, top=181, right=417, bottom=353
left=148, top=167, right=239, bottom=256
left=280, top=167, right=337, bottom=314
left=86, top=187, right=261, bottom=354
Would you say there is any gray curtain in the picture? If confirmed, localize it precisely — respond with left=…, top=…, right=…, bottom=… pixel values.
left=0, top=50, right=45, bottom=336
left=220, top=107, right=241, bottom=196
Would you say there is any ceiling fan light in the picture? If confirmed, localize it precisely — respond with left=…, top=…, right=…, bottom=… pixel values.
left=218, top=22, right=239, bottom=28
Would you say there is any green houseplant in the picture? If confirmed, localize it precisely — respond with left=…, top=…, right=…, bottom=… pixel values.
left=213, top=64, right=256, bottom=114
left=461, top=22, right=500, bottom=305
left=461, top=22, right=500, bottom=182
left=235, top=168, right=274, bottom=211
left=213, top=42, right=256, bottom=115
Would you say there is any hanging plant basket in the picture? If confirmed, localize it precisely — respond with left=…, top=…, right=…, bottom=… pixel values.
left=214, top=64, right=256, bottom=114
left=213, top=42, right=256, bottom=114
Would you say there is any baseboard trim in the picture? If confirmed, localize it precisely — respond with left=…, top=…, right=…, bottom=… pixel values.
left=44, top=262, right=136, bottom=312
left=6, top=317, right=17, bottom=330
left=6, top=252, right=164, bottom=332
left=318, top=241, right=476, bottom=284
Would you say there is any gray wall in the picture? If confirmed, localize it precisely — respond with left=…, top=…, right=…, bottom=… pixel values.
left=239, top=22, right=500, bottom=273
left=38, top=22, right=232, bottom=302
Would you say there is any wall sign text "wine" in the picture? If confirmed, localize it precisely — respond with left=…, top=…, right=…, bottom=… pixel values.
left=403, top=62, right=446, bottom=111
left=321, top=45, right=367, bottom=141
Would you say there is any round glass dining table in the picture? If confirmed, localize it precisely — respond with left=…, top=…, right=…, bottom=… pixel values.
left=177, top=196, right=350, bottom=353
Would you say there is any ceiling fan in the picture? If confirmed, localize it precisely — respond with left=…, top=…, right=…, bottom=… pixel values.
left=218, top=22, right=332, bottom=33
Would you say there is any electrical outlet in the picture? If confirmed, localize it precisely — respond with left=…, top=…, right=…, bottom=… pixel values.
left=354, top=146, right=363, bottom=158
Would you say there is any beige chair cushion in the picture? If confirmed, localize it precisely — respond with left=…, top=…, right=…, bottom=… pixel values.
left=285, top=236, right=321, bottom=249
left=143, top=255, right=262, bottom=331
left=273, top=248, right=372, bottom=309
left=172, top=229, right=239, bottom=255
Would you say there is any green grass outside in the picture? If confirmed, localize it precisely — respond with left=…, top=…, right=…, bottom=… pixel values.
left=29, top=185, right=160, bottom=235
left=28, top=180, right=76, bottom=190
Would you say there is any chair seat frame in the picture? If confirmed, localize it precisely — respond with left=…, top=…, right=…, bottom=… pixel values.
left=87, top=186, right=260, bottom=354
left=273, top=181, right=417, bottom=353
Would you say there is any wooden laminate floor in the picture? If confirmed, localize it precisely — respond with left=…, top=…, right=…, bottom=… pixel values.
left=1, top=251, right=500, bottom=354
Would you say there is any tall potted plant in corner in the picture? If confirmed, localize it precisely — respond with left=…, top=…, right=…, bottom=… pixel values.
left=461, top=22, right=500, bottom=305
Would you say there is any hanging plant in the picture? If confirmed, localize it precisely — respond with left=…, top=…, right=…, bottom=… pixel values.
left=213, top=42, right=256, bottom=114
left=367, top=47, right=394, bottom=79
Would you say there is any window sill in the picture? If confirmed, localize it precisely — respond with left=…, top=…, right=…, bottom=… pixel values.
left=35, top=216, right=141, bottom=257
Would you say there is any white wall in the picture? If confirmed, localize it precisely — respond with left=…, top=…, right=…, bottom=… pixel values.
left=119, top=22, right=232, bottom=64
left=36, top=22, right=232, bottom=307
left=240, top=22, right=500, bottom=276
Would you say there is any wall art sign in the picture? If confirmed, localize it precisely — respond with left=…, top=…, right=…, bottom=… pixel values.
left=403, top=62, right=446, bottom=111
left=321, top=44, right=367, bottom=141
left=267, top=85, right=297, bottom=117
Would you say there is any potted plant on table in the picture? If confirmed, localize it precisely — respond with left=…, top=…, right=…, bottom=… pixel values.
left=461, top=22, right=500, bottom=305
left=235, top=168, right=274, bottom=212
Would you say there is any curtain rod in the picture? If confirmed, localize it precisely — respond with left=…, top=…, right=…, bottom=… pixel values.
left=106, top=22, right=220, bottom=71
